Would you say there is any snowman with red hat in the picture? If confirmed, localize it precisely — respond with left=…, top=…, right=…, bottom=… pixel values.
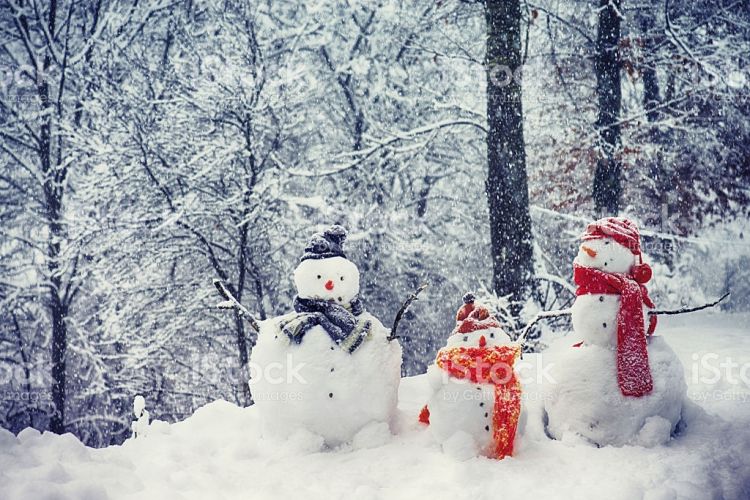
left=420, top=294, right=523, bottom=460
left=543, top=217, right=686, bottom=447
left=250, top=225, right=402, bottom=447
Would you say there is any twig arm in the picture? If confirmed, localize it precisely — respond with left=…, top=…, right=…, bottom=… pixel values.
left=517, top=293, right=730, bottom=344
left=518, top=308, right=572, bottom=345
left=648, top=292, right=730, bottom=316
left=388, top=283, right=428, bottom=342
left=213, top=279, right=261, bottom=332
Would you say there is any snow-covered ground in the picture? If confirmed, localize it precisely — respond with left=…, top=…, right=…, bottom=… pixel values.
left=1, top=312, right=749, bottom=500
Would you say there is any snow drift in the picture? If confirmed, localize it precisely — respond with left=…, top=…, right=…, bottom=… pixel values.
left=1, top=313, right=749, bottom=500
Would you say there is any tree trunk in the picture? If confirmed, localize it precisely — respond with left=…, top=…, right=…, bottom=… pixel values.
left=484, top=0, right=534, bottom=304
left=592, top=0, right=623, bottom=215
left=233, top=312, right=252, bottom=406
left=48, top=237, right=68, bottom=434
left=640, top=14, right=675, bottom=268
left=44, top=149, right=68, bottom=435
left=38, top=1, right=68, bottom=434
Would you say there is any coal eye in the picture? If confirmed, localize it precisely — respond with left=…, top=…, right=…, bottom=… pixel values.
left=604, top=262, right=608, bottom=266
left=340, top=276, right=344, bottom=281
left=490, top=333, right=495, bottom=338
left=317, top=275, right=321, bottom=279
left=604, top=241, right=610, bottom=245
left=463, top=336, right=468, bottom=342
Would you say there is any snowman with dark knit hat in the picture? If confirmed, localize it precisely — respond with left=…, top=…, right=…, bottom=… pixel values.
left=250, top=225, right=402, bottom=447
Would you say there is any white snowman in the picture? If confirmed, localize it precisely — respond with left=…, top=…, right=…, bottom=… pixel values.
left=250, top=226, right=402, bottom=447
left=544, top=217, right=686, bottom=447
left=421, top=295, right=523, bottom=460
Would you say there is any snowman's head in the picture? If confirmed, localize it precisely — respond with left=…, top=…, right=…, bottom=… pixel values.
left=575, top=217, right=647, bottom=274
left=446, top=326, right=511, bottom=348
left=574, top=236, right=637, bottom=274
left=294, top=225, right=361, bottom=303
left=447, top=295, right=512, bottom=348
left=294, top=256, right=360, bottom=303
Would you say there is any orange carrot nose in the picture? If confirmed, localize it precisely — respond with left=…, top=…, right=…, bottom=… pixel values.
left=325, top=280, right=334, bottom=291
left=581, top=245, right=597, bottom=258
left=479, top=335, right=487, bottom=348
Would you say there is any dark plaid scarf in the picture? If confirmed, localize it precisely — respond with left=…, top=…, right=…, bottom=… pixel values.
left=278, top=296, right=372, bottom=353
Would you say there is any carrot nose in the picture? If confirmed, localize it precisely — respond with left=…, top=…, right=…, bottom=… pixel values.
left=479, top=335, right=487, bottom=348
left=325, top=280, right=334, bottom=291
left=581, top=245, right=597, bottom=258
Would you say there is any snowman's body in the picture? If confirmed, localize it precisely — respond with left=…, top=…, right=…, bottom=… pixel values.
left=251, top=312, right=401, bottom=446
left=250, top=242, right=402, bottom=447
left=544, top=236, right=686, bottom=447
left=425, top=366, right=498, bottom=456
left=424, top=327, right=521, bottom=459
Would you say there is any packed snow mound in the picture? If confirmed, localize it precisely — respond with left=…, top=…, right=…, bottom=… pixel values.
left=544, top=335, right=686, bottom=446
left=1, top=313, right=749, bottom=500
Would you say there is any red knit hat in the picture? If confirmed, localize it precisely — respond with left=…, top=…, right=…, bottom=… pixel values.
left=453, top=294, right=501, bottom=334
left=581, top=217, right=652, bottom=283
left=581, top=217, right=642, bottom=254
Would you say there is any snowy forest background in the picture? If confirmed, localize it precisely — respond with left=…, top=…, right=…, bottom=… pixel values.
left=1, top=0, right=748, bottom=447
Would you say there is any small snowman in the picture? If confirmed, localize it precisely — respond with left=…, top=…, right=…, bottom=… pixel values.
left=131, top=395, right=149, bottom=439
left=250, top=225, right=402, bottom=446
left=420, top=294, right=522, bottom=460
left=544, top=217, right=686, bottom=447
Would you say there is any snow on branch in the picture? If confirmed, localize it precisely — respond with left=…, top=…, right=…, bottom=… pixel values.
left=273, top=120, right=488, bottom=178
left=518, top=308, right=573, bottom=345
left=213, top=280, right=260, bottom=332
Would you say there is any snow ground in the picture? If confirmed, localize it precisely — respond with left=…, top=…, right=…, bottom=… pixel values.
left=1, top=312, right=749, bottom=500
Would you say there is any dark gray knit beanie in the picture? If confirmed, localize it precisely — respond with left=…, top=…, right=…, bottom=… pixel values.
left=301, top=225, right=348, bottom=261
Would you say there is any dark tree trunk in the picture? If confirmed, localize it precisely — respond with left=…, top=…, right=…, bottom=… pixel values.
left=640, top=15, right=675, bottom=268
left=484, top=0, right=534, bottom=304
left=48, top=224, right=68, bottom=435
left=237, top=196, right=251, bottom=407
left=233, top=312, right=252, bottom=405
left=592, top=0, right=623, bottom=215
left=39, top=1, right=68, bottom=435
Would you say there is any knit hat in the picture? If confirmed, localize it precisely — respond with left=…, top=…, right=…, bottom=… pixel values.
left=581, top=217, right=642, bottom=254
left=453, top=293, right=502, bottom=334
left=301, top=225, right=348, bottom=261
left=581, top=217, right=652, bottom=283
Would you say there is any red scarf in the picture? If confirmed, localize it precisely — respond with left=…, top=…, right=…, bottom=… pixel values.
left=432, top=345, right=522, bottom=459
left=574, top=264, right=657, bottom=397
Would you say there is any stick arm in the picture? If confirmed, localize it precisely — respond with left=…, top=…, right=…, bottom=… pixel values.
left=388, top=283, right=428, bottom=342
left=518, top=292, right=730, bottom=346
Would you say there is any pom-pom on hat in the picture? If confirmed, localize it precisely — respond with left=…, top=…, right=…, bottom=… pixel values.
left=456, top=293, right=476, bottom=321
left=301, top=225, right=348, bottom=261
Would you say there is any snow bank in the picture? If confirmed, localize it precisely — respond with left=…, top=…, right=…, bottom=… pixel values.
left=1, top=313, right=749, bottom=500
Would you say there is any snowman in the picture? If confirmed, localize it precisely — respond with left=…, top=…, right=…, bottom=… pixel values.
left=250, top=225, right=402, bottom=447
left=420, top=294, right=522, bottom=460
left=544, top=217, right=686, bottom=447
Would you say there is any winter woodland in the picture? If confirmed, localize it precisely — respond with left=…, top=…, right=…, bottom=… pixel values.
left=1, top=0, right=748, bottom=448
